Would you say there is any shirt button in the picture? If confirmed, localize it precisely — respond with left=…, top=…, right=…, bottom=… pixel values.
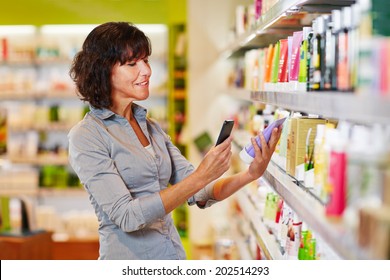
left=166, top=236, right=170, bottom=240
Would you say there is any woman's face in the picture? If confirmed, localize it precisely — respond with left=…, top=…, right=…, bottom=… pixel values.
left=110, top=57, right=152, bottom=104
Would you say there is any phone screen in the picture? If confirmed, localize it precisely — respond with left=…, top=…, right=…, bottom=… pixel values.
left=215, top=120, right=234, bottom=146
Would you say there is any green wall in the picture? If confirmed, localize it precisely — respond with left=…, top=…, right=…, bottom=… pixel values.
left=1, top=0, right=186, bottom=25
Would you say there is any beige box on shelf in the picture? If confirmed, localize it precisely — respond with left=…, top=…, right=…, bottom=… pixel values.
left=286, top=117, right=327, bottom=177
left=359, top=206, right=390, bottom=259
left=0, top=168, right=39, bottom=195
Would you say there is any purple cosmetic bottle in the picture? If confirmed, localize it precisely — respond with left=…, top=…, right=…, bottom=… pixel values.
left=239, top=117, right=286, bottom=164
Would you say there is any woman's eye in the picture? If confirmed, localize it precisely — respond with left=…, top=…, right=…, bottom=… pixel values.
left=127, top=62, right=136, bottom=67
left=143, top=58, right=149, bottom=64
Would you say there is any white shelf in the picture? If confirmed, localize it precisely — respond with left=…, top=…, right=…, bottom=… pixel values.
left=231, top=217, right=254, bottom=260
left=0, top=90, right=78, bottom=100
left=221, top=0, right=356, bottom=57
left=38, top=188, right=86, bottom=197
left=250, top=91, right=390, bottom=125
left=221, top=0, right=301, bottom=57
left=9, top=155, right=69, bottom=166
left=9, top=122, right=74, bottom=132
left=221, top=88, right=252, bottom=101
left=0, top=188, right=85, bottom=197
left=0, top=189, right=38, bottom=196
left=236, top=189, right=283, bottom=260
left=263, top=159, right=370, bottom=259
left=0, top=58, right=72, bottom=65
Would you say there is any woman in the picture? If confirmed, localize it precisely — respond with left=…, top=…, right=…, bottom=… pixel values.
left=68, top=21, right=282, bottom=260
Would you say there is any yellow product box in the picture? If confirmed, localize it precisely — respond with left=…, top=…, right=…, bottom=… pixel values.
left=286, top=117, right=327, bottom=177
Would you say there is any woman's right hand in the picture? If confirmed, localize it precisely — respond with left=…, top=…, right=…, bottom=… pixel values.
left=195, top=136, right=233, bottom=184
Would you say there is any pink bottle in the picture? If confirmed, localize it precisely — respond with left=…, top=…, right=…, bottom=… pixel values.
left=326, top=130, right=347, bottom=218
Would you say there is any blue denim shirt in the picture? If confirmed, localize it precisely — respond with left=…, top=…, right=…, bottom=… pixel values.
left=68, top=103, right=216, bottom=260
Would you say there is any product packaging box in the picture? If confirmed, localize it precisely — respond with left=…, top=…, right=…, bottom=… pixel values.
left=359, top=206, right=390, bottom=259
left=286, top=117, right=327, bottom=177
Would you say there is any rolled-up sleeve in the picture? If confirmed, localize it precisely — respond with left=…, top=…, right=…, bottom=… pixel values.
left=187, top=181, right=218, bottom=208
left=68, top=122, right=166, bottom=232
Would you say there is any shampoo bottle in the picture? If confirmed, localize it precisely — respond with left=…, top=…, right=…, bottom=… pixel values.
left=298, top=27, right=312, bottom=92
left=310, top=16, right=325, bottom=91
left=343, top=125, right=369, bottom=236
left=326, top=129, right=347, bottom=219
left=239, top=117, right=286, bottom=164
left=298, top=27, right=312, bottom=91
left=313, top=124, right=325, bottom=197
left=306, top=22, right=315, bottom=91
left=337, top=6, right=352, bottom=91
left=320, top=123, right=336, bottom=203
left=324, top=10, right=340, bottom=90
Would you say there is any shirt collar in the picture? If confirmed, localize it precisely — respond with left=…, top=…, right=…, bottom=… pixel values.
left=89, top=103, right=148, bottom=120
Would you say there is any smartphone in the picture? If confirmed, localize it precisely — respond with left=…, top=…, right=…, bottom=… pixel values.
left=215, top=120, right=234, bottom=146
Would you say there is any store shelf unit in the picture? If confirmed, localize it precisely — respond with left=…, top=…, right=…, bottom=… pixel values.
left=235, top=175, right=360, bottom=259
left=0, top=26, right=89, bottom=199
left=0, top=90, right=77, bottom=101
left=263, top=159, right=369, bottom=259
left=0, top=189, right=38, bottom=197
left=240, top=92, right=389, bottom=260
left=223, top=87, right=252, bottom=102
left=168, top=23, right=191, bottom=256
left=168, top=23, right=188, bottom=156
left=223, top=0, right=389, bottom=260
left=222, top=0, right=356, bottom=58
left=236, top=189, right=284, bottom=260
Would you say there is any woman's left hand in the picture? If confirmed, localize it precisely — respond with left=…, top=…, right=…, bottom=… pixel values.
left=247, top=126, right=283, bottom=180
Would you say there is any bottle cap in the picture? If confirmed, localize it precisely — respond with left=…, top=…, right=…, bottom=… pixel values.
left=315, top=124, right=325, bottom=141
left=329, top=129, right=347, bottom=152
left=332, top=9, right=341, bottom=33
left=302, top=26, right=312, bottom=40
left=239, top=148, right=254, bottom=164
left=371, top=124, right=385, bottom=154
left=342, top=6, right=352, bottom=29
left=317, top=16, right=325, bottom=34
left=351, top=4, right=361, bottom=28
left=358, top=0, right=371, bottom=12
left=312, top=19, right=318, bottom=35
left=350, top=125, right=369, bottom=151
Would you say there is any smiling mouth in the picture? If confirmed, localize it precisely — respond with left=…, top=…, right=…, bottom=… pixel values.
left=136, top=81, right=149, bottom=86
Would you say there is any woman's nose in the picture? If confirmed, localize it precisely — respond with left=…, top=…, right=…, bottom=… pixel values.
left=138, top=61, right=151, bottom=76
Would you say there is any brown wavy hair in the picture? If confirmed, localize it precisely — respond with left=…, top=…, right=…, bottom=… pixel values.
left=69, top=22, right=152, bottom=109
